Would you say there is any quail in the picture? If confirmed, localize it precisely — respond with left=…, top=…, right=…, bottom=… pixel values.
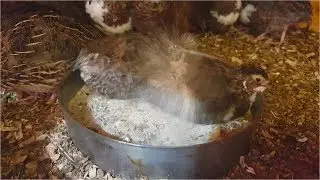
left=132, top=1, right=243, bottom=34
left=239, top=0, right=312, bottom=45
left=1, top=2, right=103, bottom=104
left=74, top=31, right=269, bottom=124
left=84, top=1, right=196, bottom=35
left=85, top=1, right=244, bottom=35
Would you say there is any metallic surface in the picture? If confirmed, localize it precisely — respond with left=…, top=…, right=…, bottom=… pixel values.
left=58, top=70, right=263, bottom=179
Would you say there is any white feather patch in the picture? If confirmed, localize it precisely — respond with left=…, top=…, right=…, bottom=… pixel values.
left=242, top=80, right=247, bottom=90
left=249, top=92, right=257, bottom=103
left=99, top=17, right=132, bottom=34
left=240, top=4, right=257, bottom=24
left=85, top=0, right=132, bottom=34
left=85, top=0, right=108, bottom=24
left=254, top=86, right=266, bottom=92
left=82, top=65, right=101, bottom=74
left=235, top=0, right=242, bottom=10
left=210, top=11, right=240, bottom=26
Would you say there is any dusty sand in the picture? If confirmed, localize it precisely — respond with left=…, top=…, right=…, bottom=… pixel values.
left=68, top=86, right=248, bottom=147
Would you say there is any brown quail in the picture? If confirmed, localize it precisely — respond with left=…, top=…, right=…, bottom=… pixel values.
left=74, top=31, right=269, bottom=124
left=239, top=0, right=312, bottom=45
left=1, top=2, right=103, bottom=104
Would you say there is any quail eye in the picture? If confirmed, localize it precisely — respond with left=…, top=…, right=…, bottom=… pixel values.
left=255, top=78, right=261, bottom=82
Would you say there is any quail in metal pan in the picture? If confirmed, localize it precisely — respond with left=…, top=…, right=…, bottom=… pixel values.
left=73, top=30, right=196, bottom=99
left=239, top=0, right=312, bottom=45
left=74, top=31, right=269, bottom=124
left=176, top=51, right=269, bottom=124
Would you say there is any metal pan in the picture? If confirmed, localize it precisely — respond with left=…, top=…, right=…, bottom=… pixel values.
left=58, top=69, right=263, bottom=179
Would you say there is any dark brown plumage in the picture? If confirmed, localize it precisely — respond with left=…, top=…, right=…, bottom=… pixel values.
left=34, top=1, right=91, bottom=23
left=239, top=0, right=312, bottom=45
left=131, top=1, right=168, bottom=33
left=131, top=1, right=193, bottom=34
left=74, top=31, right=269, bottom=124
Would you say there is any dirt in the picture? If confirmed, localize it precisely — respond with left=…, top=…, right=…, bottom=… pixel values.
left=1, top=94, right=62, bottom=179
left=1, top=27, right=319, bottom=179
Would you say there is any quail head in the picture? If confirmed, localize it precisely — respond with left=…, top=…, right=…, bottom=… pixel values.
left=172, top=51, right=269, bottom=124
left=74, top=31, right=269, bottom=125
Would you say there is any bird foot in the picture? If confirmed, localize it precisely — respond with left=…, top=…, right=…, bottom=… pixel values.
left=278, top=25, right=289, bottom=47
left=254, top=31, right=269, bottom=42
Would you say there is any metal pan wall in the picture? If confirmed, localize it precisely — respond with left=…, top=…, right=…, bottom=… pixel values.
left=58, top=70, right=262, bottom=179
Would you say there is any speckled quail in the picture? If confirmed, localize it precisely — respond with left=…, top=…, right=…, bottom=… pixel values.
left=1, top=2, right=103, bottom=104
left=74, top=31, right=269, bottom=124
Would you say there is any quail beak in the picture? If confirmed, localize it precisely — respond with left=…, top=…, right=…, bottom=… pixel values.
left=261, top=80, right=269, bottom=86
left=254, top=81, right=271, bottom=92
left=72, top=61, right=81, bottom=71
left=255, top=80, right=270, bottom=92
left=72, top=49, right=90, bottom=71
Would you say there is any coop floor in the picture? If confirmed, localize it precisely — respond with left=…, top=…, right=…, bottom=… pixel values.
left=1, top=28, right=319, bottom=179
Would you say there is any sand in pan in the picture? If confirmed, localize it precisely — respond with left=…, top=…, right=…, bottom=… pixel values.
left=87, top=93, right=218, bottom=146
left=68, top=86, right=249, bottom=147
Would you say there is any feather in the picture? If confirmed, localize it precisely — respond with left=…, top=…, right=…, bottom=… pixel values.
left=85, top=0, right=132, bottom=34
left=75, top=31, right=269, bottom=124
left=1, top=4, right=103, bottom=95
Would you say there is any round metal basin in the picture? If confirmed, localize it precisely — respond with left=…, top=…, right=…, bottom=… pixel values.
left=57, top=70, right=264, bottom=179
